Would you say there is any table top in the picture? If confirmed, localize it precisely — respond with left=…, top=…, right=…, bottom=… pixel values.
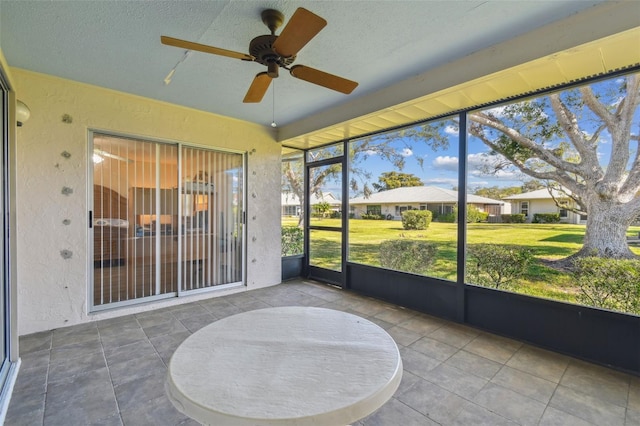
left=166, top=306, right=403, bottom=426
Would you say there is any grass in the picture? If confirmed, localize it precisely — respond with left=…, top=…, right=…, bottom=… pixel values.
left=283, top=217, right=640, bottom=305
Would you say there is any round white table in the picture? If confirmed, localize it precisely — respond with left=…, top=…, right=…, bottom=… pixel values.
left=166, top=306, right=403, bottom=426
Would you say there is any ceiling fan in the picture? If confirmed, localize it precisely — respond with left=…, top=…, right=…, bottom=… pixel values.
left=161, top=7, right=358, bottom=103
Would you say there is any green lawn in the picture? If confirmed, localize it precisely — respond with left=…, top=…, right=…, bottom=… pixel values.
left=283, top=217, right=640, bottom=304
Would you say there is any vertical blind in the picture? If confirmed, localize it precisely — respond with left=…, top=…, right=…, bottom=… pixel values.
left=180, top=146, right=244, bottom=291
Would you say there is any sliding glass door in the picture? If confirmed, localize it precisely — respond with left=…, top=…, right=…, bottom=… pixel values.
left=90, top=132, right=244, bottom=310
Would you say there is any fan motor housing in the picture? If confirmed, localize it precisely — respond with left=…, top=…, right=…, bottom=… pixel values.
left=249, top=35, right=296, bottom=67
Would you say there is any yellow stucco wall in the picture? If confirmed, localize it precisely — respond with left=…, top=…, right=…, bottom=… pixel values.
left=12, top=68, right=282, bottom=334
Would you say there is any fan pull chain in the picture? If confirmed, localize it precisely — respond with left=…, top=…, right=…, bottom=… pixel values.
left=271, top=82, right=277, bottom=128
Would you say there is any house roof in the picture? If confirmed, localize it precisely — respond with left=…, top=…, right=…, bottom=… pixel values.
left=349, top=186, right=503, bottom=205
left=503, top=188, right=570, bottom=200
left=282, top=192, right=339, bottom=207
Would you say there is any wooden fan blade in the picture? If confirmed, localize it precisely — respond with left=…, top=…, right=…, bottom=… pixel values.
left=161, top=36, right=254, bottom=61
left=290, top=65, right=358, bottom=94
left=243, top=72, right=272, bottom=103
left=272, top=8, right=326, bottom=58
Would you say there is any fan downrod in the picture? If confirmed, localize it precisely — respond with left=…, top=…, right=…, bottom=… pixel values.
left=261, top=9, right=284, bottom=35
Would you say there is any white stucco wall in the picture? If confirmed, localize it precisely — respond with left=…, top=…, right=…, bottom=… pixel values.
left=529, top=199, right=558, bottom=216
left=13, top=69, right=282, bottom=335
left=511, top=199, right=583, bottom=223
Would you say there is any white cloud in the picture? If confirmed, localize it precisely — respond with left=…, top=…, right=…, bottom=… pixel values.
left=444, top=125, right=458, bottom=135
left=466, top=152, right=520, bottom=180
left=401, top=148, right=413, bottom=157
left=364, top=150, right=379, bottom=156
left=423, top=177, right=458, bottom=186
left=467, top=152, right=490, bottom=168
left=596, top=133, right=611, bottom=145
left=470, top=169, right=518, bottom=179
left=432, top=155, right=459, bottom=171
left=468, top=180, right=490, bottom=187
left=485, top=105, right=508, bottom=117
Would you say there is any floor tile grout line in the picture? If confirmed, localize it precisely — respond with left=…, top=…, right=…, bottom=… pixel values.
left=96, top=324, right=125, bottom=425
left=39, top=346, right=52, bottom=426
left=33, top=331, right=54, bottom=426
left=392, top=396, right=441, bottom=425
left=545, top=360, right=626, bottom=426
left=395, top=364, right=517, bottom=426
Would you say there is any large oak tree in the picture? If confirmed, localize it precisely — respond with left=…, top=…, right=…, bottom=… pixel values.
left=468, top=73, right=640, bottom=260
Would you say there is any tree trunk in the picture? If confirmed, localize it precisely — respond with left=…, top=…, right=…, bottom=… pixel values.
left=573, top=199, right=637, bottom=259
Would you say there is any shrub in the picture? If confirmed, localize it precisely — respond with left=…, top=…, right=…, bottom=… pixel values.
left=451, top=205, right=489, bottom=223
left=438, top=213, right=456, bottom=223
left=532, top=213, right=560, bottom=223
left=501, top=214, right=526, bottom=223
left=281, top=226, right=303, bottom=256
left=379, top=239, right=437, bottom=275
left=361, top=213, right=384, bottom=220
left=434, top=205, right=489, bottom=223
left=573, top=257, right=640, bottom=314
left=467, top=205, right=489, bottom=223
left=401, top=210, right=432, bottom=230
left=467, top=244, right=534, bottom=289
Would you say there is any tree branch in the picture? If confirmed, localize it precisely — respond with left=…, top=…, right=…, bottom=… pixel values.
left=469, top=112, right=584, bottom=176
left=587, top=75, right=640, bottom=189
left=473, top=131, right=582, bottom=192
left=549, top=93, right=599, bottom=166
left=579, top=85, right=615, bottom=128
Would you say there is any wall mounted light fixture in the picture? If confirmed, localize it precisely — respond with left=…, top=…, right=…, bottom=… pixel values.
left=16, top=100, right=31, bottom=126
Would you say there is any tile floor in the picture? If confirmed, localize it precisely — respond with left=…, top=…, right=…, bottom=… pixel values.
left=6, top=279, right=640, bottom=425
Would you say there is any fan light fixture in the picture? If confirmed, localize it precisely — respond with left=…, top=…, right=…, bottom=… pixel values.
left=16, top=100, right=31, bottom=126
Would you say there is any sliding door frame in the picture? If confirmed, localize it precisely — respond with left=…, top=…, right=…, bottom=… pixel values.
left=0, top=63, right=20, bottom=423
left=88, top=130, right=247, bottom=311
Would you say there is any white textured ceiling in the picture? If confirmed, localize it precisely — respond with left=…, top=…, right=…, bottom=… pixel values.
left=1, top=1, right=638, bottom=150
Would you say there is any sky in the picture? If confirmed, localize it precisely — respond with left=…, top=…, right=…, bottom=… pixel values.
left=341, top=124, right=531, bottom=198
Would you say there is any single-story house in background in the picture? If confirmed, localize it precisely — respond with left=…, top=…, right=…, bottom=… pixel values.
left=282, top=192, right=340, bottom=216
left=503, top=188, right=587, bottom=224
left=349, top=186, right=507, bottom=220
